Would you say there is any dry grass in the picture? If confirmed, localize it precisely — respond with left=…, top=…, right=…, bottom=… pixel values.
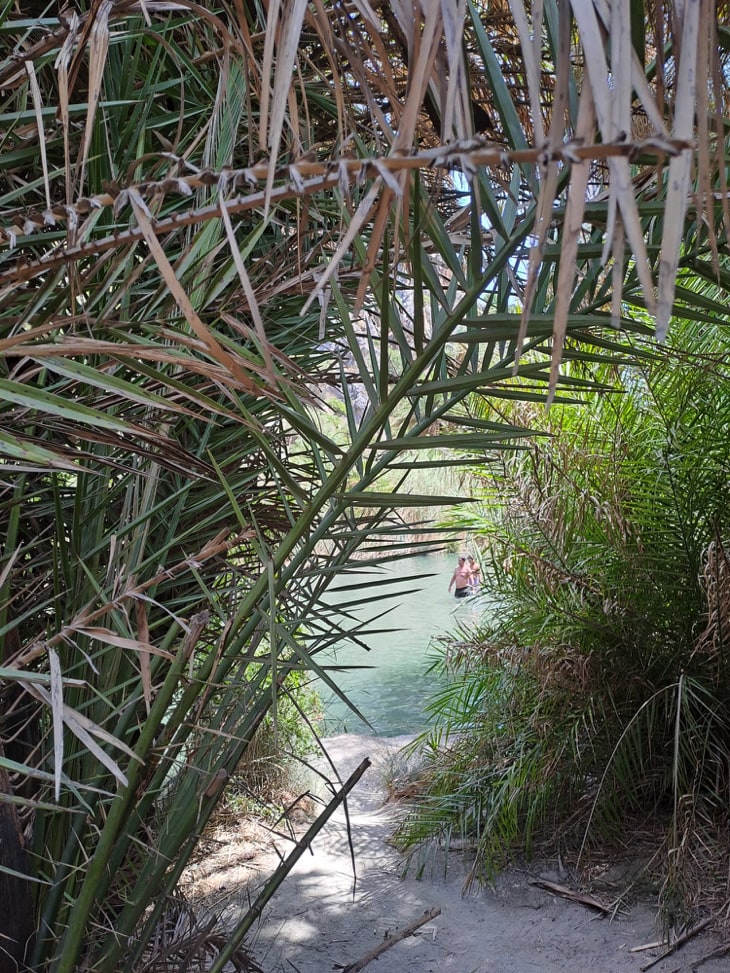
left=137, top=893, right=264, bottom=973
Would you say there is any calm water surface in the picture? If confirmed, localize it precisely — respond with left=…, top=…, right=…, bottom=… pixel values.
left=316, top=553, right=481, bottom=737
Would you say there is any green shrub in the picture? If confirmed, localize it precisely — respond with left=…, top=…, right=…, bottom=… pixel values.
left=397, top=331, right=730, bottom=921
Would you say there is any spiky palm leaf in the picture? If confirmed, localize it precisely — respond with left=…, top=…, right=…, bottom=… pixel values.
left=397, top=317, right=730, bottom=920
left=0, top=1, right=727, bottom=970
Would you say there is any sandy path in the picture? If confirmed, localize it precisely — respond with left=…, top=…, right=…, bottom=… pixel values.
left=197, top=734, right=728, bottom=973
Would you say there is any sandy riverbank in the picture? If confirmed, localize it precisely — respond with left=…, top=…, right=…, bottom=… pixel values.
left=185, top=733, right=728, bottom=973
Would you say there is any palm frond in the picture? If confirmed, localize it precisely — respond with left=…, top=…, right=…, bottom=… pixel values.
left=1, top=1, right=728, bottom=968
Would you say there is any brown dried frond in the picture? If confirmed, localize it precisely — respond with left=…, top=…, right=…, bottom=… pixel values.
left=694, top=538, right=730, bottom=675
left=137, top=893, right=263, bottom=973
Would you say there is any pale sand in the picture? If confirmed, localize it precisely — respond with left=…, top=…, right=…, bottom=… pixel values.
left=187, top=733, right=728, bottom=973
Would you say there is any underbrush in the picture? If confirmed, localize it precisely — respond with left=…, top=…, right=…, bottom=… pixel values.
left=394, top=335, right=730, bottom=931
left=394, top=631, right=730, bottom=930
left=209, top=669, right=323, bottom=830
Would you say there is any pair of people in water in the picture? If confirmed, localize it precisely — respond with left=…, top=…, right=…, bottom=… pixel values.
left=448, top=555, right=481, bottom=598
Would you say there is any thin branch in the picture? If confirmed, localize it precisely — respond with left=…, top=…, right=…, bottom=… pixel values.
left=639, top=917, right=715, bottom=972
left=206, top=757, right=373, bottom=973
left=530, top=878, right=611, bottom=915
left=338, top=907, right=442, bottom=973
left=0, top=135, right=692, bottom=253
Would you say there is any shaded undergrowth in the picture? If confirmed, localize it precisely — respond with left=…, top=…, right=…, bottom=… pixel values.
left=395, top=329, right=730, bottom=929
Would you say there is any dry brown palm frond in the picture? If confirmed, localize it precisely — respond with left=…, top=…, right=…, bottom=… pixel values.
left=137, top=894, right=264, bottom=973
left=2, top=0, right=727, bottom=373
left=0, top=133, right=693, bottom=343
left=694, top=538, right=730, bottom=676
left=2, top=5, right=730, bottom=968
left=546, top=71, right=596, bottom=402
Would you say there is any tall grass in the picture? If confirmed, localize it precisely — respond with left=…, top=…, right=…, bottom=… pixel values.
left=396, top=329, right=730, bottom=922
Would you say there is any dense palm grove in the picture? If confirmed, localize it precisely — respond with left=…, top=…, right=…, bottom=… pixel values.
left=0, top=1, right=728, bottom=971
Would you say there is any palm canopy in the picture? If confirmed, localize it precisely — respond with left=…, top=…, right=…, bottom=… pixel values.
left=0, top=2, right=728, bottom=971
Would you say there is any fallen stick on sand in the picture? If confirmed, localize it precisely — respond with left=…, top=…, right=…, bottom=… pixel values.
left=529, top=878, right=611, bottom=914
left=691, top=940, right=730, bottom=968
left=337, top=907, right=442, bottom=973
left=630, top=940, right=665, bottom=953
left=639, top=917, right=715, bottom=972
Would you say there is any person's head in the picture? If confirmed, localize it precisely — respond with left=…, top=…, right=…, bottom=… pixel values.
left=467, top=556, right=476, bottom=565
left=457, top=556, right=465, bottom=565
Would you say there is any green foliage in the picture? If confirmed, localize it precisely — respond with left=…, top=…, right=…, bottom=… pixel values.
left=398, top=325, right=730, bottom=918
left=0, top=9, right=585, bottom=970
left=222, top=667, right=321, bottom=814
left=0, top=2, right=727, bottom=969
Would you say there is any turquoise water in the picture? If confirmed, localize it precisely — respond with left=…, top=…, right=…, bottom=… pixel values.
left=315, top=553, right=481, bottom=737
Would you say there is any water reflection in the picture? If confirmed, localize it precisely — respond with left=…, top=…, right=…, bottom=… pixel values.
left=315, top=553, right=480, bottom=737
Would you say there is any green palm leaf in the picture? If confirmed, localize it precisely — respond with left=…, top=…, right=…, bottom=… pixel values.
left=0, top=1, right=727, bottom=969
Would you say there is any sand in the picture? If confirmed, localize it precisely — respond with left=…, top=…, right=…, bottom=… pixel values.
left=186, top=733, right=729, bottom=973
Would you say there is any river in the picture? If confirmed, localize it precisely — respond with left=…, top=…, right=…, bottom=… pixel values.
left=315, top=552, right=481, bottom=737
